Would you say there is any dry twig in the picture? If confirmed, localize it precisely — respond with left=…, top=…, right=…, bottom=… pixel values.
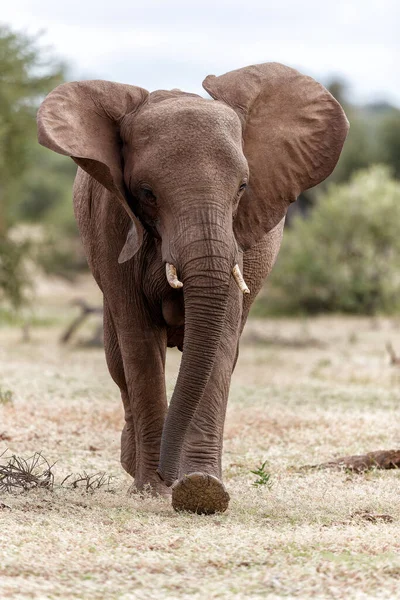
left=386, top=342, right=400, bottom=366
left=60, top=471, right=114, bottom=493
left=302, top=449, right=400, bottom=473
left=0, top=451, right=55, bottom=492
left=60, top=299, right=103, bottom=345
left=0, top=452, right=114, bottom=494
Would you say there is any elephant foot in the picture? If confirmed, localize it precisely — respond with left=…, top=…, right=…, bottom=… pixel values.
left=131, top=480, right=172, bottom=498
left=171, top=472, right=230, bottom=514
left=130, top=469, right=172, bottom=498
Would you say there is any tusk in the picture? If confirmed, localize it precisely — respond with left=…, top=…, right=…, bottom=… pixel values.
left=166, top=263, right=183, bottom=289
left=232, top=264, right=250, bottom=294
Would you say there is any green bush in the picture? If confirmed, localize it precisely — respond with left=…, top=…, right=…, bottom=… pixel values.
left=264, top=166, right=400, bottom=315
left=0, top=236, right=31, bottom=311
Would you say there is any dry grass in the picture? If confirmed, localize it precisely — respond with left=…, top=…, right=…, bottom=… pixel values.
left=1, top=278, right=400, bottom=598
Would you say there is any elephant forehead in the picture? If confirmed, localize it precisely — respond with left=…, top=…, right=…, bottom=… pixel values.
left=122, top=97, right=242, bottom=146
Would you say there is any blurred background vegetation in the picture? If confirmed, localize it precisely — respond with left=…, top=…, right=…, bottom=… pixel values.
left=0, top=26, right=86, bottom=322
left=0, top=24, right=399, bottom=322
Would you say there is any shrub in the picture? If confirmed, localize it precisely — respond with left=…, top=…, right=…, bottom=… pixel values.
left=265, top=166, right=400, bottom=315
left=0, top=236, right=31, bottom=311
left=0, top=386, right=13, bottom=404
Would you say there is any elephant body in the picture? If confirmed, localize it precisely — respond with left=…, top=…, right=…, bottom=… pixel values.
left=38, top=64, right=348, bottom=513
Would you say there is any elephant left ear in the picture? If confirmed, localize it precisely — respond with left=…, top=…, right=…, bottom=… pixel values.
left=203, top=63, right=349, bottom=251
left=37, top=79, right=149, bottom=261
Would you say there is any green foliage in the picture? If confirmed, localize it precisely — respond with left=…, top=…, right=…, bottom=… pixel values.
left=314, top=83, right=400, bottom=192
left=12, top=147, right=76, bottom=226
left=36, top=229, right=87, bottom=281
left=266, top=166, right=400, bottom=315
left=251, top=461, right=273, bottom=488
left=331, top=110, right=374, bottom=183
left=0, top=25, right=70, bottom=311
left=376, top=109, right=400, bottom=179
left=0, top=25, right=65, bottom=233
left=13, top=147, right=83, bottom=280
left=0, top=386, right=13, bottom=405
left=0, top=236, right=31, bottom=310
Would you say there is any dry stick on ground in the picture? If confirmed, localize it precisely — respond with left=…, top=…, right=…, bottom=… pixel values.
left=302, top=449, right=400, bottom=473
left=60, top=471, right=114, bottom=493
left=0, top=451, right=113, bottom=494
left=386, top=342, right=400, bottom=366
left=21, top=323, right=31, bottom=343
left=60, top=299, right=103, bottom=345
left=0, top=451, right=55, bottom=492
left=243, top=332, right=326, bottom=349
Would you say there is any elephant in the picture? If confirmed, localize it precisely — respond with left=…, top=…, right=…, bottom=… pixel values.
left=37, top=62, right=348, bottom=514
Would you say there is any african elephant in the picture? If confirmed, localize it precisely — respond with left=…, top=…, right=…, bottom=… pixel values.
left=37, top=62, right=348, bottom=514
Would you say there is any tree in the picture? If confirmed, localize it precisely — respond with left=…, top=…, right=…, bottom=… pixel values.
left=376, top=109, right=400, bottom=179
left=0, top=25, right=65, bottom=232
left=0, top=25, right=65, bottom=310
left=265, top=166, right=400, bottom=315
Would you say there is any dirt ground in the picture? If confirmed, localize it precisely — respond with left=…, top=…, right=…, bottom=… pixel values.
left=1, top=277, right=400, bottom=599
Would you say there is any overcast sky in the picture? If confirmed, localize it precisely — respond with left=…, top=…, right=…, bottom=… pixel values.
left=2, top=0, right=399, bottom=106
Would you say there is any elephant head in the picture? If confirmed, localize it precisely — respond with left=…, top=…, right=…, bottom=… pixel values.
left=37, top=64, right=348, bottom=485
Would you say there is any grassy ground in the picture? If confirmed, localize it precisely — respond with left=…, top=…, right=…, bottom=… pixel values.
left=1, top=278, right=400, bottom=599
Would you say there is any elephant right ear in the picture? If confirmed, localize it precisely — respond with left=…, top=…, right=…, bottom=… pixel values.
left=203, top=63, right=349, bottom=251
left=37, top=80, right=149, bottom=258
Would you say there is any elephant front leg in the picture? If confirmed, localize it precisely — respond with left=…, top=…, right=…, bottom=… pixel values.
left=120, top=390, right=136, bottom=478
left=174, top=284, right=241, bottom=513
left=103, top=303, right=137, bottom=479
left=119, top=327, right=170, bottom=496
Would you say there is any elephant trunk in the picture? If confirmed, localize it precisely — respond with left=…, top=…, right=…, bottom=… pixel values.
left=157, top=231, right=234, bottom=486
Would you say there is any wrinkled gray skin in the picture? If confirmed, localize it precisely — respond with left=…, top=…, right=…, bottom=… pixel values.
left=75, top=97, right=283, bottom=490
left=38, top=63, right=348, bottom=513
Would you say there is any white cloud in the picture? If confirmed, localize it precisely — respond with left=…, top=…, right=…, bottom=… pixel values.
left=1, top=0, right=399, bottom=105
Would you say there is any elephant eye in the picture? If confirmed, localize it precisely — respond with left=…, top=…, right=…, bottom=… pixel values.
left=140, top=186, right=157, bottom=205
left=239, top=182, right=247, bottom=192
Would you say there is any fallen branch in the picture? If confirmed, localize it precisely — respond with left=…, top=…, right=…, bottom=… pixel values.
left=61, top=471, right=114, bottom=493
left=303, top=449, right=400, bottom=473
left=60, top=299, right=103, bottom=345
left=386, top=342, right=400, bottom=366
left=243, top=331, right=326, bottom=349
